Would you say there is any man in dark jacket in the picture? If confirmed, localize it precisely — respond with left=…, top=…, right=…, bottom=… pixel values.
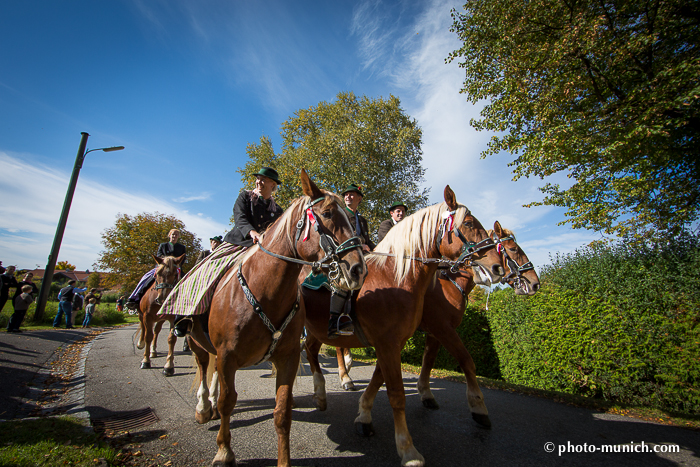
left=126, top=229, right=187, bottom=310
left=54, top=280, right=87, bottom=329
left=342, top=184, right=375, bottom=252
left=0, top=265, right=18, bottom=312
left=376, top=201, right=407, bottom=243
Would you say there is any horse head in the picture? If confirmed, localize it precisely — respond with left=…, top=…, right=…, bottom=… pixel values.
left=296, top=169, right=367, bottom=291
left=151, top=253, right=185, bottom=305
left=492, top=221, right=540, bottom=295
left=439, top=186, right=504, bottom=286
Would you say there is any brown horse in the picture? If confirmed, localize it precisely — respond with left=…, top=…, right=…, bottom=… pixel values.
left=187, top=170, right=367, bottom=467
left=303, top=187, right=504, bottom=467
left=136, top=254, right=185, bottom=375
left=329, top=220, right=540, bottom=428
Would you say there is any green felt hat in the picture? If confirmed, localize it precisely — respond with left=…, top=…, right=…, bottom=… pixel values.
left=210, top=236, right=223, bottom=243
left=253, top=167, right=282, bottom=185
left=341, top=183, right=364, bottom=197
left=388, top=201, right=407, bottom=212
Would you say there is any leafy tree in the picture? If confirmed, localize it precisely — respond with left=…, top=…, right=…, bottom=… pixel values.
left=94, top=212, right=202, bottom=294
left=448, top=0, right=700, bottom=240
left=238, top=92, right=429, bottom=239
left=86, top=272, right=101, bottom=290
left=55, top=261, right=76, bottom=271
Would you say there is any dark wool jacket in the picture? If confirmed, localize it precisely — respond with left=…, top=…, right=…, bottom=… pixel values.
left=376, top=218, right=397, bottom=244
left=156, top=242, right=187, bottom=261
left=344, top=207, right=376, bottom=250
left=224, top=190, right=284, bottom=247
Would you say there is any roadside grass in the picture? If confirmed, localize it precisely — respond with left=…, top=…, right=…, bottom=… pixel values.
left=0, top=416, right=119, bottom=466
left=321, top=346, right=700, bottom=432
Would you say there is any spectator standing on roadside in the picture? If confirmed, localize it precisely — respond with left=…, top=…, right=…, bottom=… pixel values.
left=82, top=298, right=96, bottom=328
left=0, top=265, right=18, bottom=312
left=7, top=285, right=34, bottom=332
left=54, top=280, right=87, bottom=329
left=116, top=296, right=125, bottom=312
left=84, top=288, right=102, bottom=305
left=12, top=272, right=38, bottom=306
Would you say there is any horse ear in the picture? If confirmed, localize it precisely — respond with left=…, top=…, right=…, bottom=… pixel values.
left=300, top=169, right=323, bottom=199
left=174, top=254, right=186, bottom=265
left=151, top=254, right=164, bottom=265
left=494, top=220, right=504, bottom=237
left=444, top=185, right=458, bottom=211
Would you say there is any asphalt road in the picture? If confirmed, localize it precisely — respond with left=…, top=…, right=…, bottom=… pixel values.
left=77, top=324, right=700, bottom=467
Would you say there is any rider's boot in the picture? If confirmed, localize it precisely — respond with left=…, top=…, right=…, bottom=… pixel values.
left=182, top=337, right=190, bottom=352
left=125, top=298, right=139, bottom=311
left=328, top=289, right=354, bottom=339
left=173, top=315, right=193, bottom=338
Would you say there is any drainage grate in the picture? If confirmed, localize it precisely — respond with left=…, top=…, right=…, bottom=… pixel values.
left=91, top=407, right=159, bottom=432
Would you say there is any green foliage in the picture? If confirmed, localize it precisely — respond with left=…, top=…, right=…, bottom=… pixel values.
left=55, top=261, right=76, bottom=271
left=86, top=272, right=101, bottom=290
left=449, top=0, right=700, bottom=240
left=484, top=234, right=700, bottom=414
left=94, top=212, right=202, bottom=295
left=239, top=91, right=429, bottom=240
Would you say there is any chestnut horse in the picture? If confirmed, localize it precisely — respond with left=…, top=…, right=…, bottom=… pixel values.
left=136, top=254, right=185, bottom=375
left=187, top=170, right=367, bottom=467
left=303, top=187, right=504, bottom=467
left=329, top=220, right=540, bottom=428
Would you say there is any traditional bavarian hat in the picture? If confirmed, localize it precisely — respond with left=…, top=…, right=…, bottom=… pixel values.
left=210, top=235, right=223, bottom=243
left=388, top=201, right=407, bottom=212
left=342, top=183, right=364, bottom=197
left=253, top=167, right=282, bottom=185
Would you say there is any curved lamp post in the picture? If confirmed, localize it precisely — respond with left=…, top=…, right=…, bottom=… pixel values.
left=34, top=132, right=125, bottom=322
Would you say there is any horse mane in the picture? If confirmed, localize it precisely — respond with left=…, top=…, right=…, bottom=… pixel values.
left=369, top=202, right=470, bottom=285
left=237, top=190, right=343, bottom=267
left=155, top=256, right=178, bottom=276
left=488, top=227, right=516, bottom=239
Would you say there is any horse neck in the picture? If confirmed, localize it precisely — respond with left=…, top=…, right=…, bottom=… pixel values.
left=243, top=232, right=301, bottom=307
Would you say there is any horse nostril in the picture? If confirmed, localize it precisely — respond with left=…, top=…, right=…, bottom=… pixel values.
left=493, top=265, right=505, bottom=278
left=532, top=283, right=540, bottom=293
left=350, top=264, right=363, bottom=281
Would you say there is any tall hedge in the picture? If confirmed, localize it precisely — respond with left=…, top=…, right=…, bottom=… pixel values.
left=485, top=235, right=700, bottom=414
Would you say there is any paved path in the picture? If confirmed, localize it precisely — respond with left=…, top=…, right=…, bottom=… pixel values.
left=2, top=325, right=700, bottom=466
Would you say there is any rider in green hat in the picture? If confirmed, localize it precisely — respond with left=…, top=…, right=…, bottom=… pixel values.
left=376, top=201, right=407, bottom=243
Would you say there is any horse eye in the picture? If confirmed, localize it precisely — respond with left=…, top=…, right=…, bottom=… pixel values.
left=322, top=211, right=332, bottom=219
left=509, top=248, right=517, bottom=253
left=463, top=221, right=473, bottom=227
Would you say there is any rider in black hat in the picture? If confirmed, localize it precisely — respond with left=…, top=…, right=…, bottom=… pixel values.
left=376, top=201, right=407, bottom=243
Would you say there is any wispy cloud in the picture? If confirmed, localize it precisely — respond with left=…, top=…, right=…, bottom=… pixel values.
left=173, top=193, right=212, bottom=203
left=0, top=152, right=229, bottom=270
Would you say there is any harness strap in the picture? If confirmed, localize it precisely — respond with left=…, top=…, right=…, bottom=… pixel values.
left=237, top=264, right=300, bottom=365
left=440, top=270, right=467, bottom=301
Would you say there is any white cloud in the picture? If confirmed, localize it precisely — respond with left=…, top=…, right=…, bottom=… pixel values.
left=173, top=193, right=212, bottom=203
left=0, top=152, right=229, bottom=270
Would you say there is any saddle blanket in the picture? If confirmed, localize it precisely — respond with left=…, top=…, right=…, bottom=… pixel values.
left=159, top=243, right=246, bottom=316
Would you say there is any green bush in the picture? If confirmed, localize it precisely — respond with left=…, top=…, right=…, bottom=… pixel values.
left=484, top=234, right=700, bottom=414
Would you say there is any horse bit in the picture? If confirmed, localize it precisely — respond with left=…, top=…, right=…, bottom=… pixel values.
left=242, top=195, right=363, bottom=364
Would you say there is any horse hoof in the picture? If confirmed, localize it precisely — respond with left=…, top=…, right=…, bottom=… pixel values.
left=312, top=396, right=327, bottom=411
left=162, top=367, right=174, bottom=377
left=472, top=413, right=492, bottom=428
left=195, top=408, right=212, bottom=424
left=422, top=398, right=439, bottom=410
left=342, top=381, right=356, bottom=391
left=150, top=352, right=157, bottom=358
left=211, top=407, right=221, bottom=420
left=140, top=362, right=151, bottom=369
left=355, top=421, right=375, bottom=437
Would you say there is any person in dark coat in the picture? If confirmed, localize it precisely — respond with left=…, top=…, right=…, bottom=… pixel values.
left=0, top=265, right=18, bottom=312
left=223, top=168, right=284, bottom=247
left=376, top=201, right=407, bottom=243
left=172, top=167, right=284, bottom=337
left=54, top=280, right=87, bottom=329
left=342, top=184, right=375, bottom=252
left=7, top=272, right=38, bottom=332
left=195, top=236, right=223, bottom=264
left=126, top=229, right=187, bottom=310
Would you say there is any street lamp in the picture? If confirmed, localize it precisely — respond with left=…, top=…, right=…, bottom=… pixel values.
left=34, top=132, right=125, bottom=322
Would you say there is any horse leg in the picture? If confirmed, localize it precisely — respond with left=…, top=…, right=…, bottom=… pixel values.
left=337, top=347, right=355, bottom=391
left=304, top=335, right=327, bottom=411
left=417, top=334, right=441, bottom=409
left=209, top=363, right=220, bottom=420
left=141, top=314, right=155, bottom=369
left=151, top=319, right=164, bottom=358
left=272, top=351, right=301, bottom=467
left=213, top=356, right=238, bottom=467
left=136, top=313, right=146, bottom=350
left=162, top=320, right=177, bottom=376
left=354, top=363, right=384, bottom=437
left=435, top=325, right=491, bottom=427
left=376, top=348, right=425, bottom=467
left=190, top=339, right=213, bottom=424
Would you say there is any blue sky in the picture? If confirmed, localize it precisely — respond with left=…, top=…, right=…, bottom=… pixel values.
left=0, top=0, right=598, bottom=272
